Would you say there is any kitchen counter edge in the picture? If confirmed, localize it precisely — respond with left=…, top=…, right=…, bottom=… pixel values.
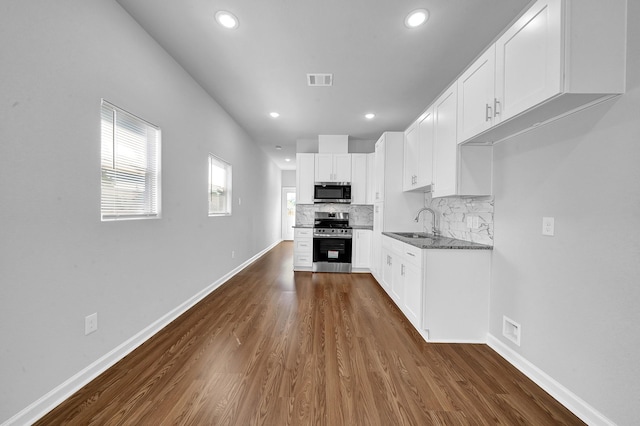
left=383, top=232, right=493, bottom=250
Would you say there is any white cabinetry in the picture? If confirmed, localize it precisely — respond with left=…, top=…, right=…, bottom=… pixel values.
left=366, top=153, right=375, bottom=204
left=315, top=153, right=351, bottom=182
left=378, top=235, right=491, bottom=343
left=458, top=0, right=626, bottom=145
left=403, top=108, right=434, bottom=192
left=296, top=154, right=315, bottom=204
left=432, top=83, right=493, bottom=198
left=381, top=236, right=423, bottom=331
left=457, top=46, right=496, bottom=142
left=352, top=229, right=372, bottom=270
left=350, top=154, right=368, bottom=204
left=422, top=249, right=491, bottom=343
left=293, top=228, right=313, bottom=271
left=371, top=133, right=423, bottom=281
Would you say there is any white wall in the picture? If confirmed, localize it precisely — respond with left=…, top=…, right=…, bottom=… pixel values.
left=490, top=3, right=640, bottom=424
left=282, top=170, right=296, bottom=187
left=0, top=1, right=281, bottom=423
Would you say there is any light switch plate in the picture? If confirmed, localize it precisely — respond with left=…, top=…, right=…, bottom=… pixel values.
left=542, top=217, right=555, bottom=236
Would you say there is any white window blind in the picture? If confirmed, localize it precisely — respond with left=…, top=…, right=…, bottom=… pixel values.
left=101, top=100, right=161, bottom=220
left=208, top=154, right=232, bottom=216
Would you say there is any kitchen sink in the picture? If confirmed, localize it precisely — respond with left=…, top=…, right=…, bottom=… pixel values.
left=393, top=232, right=433, bottom=239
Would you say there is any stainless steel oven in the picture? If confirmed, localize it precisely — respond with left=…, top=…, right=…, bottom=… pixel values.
left=312, top=212, right=352, bottom=273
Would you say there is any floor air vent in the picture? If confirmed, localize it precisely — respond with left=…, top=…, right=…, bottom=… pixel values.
left=307, top=73, right=333, bottom=86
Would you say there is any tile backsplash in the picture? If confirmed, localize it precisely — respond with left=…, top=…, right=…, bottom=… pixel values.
left=295, top=195, right=493, bottom=246
left=423, top=193, right=494, bottom=245
left=296, top=204, right=374, bottom=227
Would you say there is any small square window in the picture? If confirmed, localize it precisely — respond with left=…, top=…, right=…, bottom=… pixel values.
left=101, top=100, right=161, bottom=221
left=208, top=154, right=232, bottom=216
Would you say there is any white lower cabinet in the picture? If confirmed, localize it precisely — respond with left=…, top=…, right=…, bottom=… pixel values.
left=352, top=229, right=372, bottom=270
left=379, top=235, right=490, bottom=343
left=293, top=228, right=313, bottom=271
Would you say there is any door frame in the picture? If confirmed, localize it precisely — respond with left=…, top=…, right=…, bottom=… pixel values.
left=281, top=186, right=296, bottom=240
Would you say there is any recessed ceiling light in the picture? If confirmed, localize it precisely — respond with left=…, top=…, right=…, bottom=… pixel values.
left=215, top=11, right=239, bottom=29
left=405, top=9, right=429, bottom=28
left=275, top=145, right=282, bottom=150
left=270, top=112, right=280, bottom=118
left=365, top=113, right=375, bottom=120
left=285, top=158, right=291, bottom=162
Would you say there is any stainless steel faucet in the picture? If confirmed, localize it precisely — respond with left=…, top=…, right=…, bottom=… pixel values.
left=414, top=207, right=439, bottom=236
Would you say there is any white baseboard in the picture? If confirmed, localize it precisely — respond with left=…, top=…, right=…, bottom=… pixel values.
left=3, top=240, right=281, bottom=426
left=487, top=334, right=615, bottom=426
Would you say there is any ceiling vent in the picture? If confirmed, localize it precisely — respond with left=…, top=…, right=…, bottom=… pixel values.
left=307, top=73, right=333, bottom=87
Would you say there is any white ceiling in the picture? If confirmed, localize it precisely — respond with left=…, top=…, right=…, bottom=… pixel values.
left=116, top=0, right=532, bottom=170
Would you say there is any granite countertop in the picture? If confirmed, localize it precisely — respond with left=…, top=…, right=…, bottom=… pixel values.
left=383, top=232, right=493, bottom=250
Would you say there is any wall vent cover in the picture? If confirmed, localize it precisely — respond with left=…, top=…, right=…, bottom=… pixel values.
left=307, top=73, right=333, bottom=87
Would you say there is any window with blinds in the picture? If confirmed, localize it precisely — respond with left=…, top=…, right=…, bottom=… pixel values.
left=101, top=100, right=161, bottom=220
left=208, top=154, right=232, bottom=216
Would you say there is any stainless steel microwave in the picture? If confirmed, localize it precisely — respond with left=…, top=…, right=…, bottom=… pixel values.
left=313, top=183, right=351, bottom=203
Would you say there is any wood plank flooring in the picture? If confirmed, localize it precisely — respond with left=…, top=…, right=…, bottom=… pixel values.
left=36, top=242, right=584, bottom=425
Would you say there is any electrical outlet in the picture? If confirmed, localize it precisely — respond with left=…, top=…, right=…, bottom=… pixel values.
left=231, top=250, right=235, bottom=258
left=238, top=197, right=242, bottom=206
left=466, top=216, right=473, bottom=228
left=542, top=217, right=555, bottom=236
left=85, top=312, right=98, bottom=335
left=472, top=216, right=480, bottom=229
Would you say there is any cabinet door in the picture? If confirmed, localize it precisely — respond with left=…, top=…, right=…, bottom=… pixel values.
left=403, top=261, right=422, bottom=329
left=350, top=154, right=367, bottom=204
left=366, top=153, right=375, bottom=204
left=457, top=45, right=496, bottom=143
left=391, top=256, right=404, bottom=306
left=403, top=123, right=418, bottom=191
left=333, top=154, right=352, bottom=182
left=353, top=229, right=372, bottom=268
left=381, top=249, right=393, bottom=292
left=432, top=84, right=458, bottom=198
left=495, top=0, right=562, bottom=123
left=314, top=154, right=334, bottom=182
left=374, top=135, right=386, bottom=201
left=296, top=153, right=315, bottom=204
left=416, top=108, right=434, bottom=188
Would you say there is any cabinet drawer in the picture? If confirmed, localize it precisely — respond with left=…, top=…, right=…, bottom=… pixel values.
left=402, top=244, right=422, bottom=267
left=294, top=228, right=313, bottom=238
left=295, top=239, right=312, bottom=253
left=294, top=254, right=313, bottom=267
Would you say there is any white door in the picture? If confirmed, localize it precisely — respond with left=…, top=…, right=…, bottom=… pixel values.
left=281, top=187, right=296, bottom=240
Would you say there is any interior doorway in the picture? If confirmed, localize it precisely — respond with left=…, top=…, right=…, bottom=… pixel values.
left=281, top=187, right=296, bottom=240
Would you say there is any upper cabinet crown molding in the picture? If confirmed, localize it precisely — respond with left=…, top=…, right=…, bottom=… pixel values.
left=456, top=0, right=626, bottom=145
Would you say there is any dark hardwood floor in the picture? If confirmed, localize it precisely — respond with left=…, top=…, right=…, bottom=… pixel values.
left=36, top=241, right=583, bottom=425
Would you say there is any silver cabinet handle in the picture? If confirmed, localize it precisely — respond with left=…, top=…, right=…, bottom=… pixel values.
left=485, top=103, right=493, bottom=122
left=494, top=98, right=500, bottom=117
left=406, top=252, right=415, bottom=257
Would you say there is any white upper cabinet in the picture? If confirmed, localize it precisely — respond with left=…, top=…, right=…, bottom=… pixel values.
left=404, top=107, right=434, bottom=192
left=315, top=153, right=351, bottom=182
left=494, top=0, right=562, bottom=123
left=374, top=134, right=386, bottom=202
left=433, top=83, right=493, bottom=198
left=403, top=123, right=418, bottom=191
left=457, top=46, right=497, bottom=142
left=350, top=153, right=368, bottom=204
left=432, top=84, right=459, bottom=198
left=296, top=153, right=315, bottom=204
left=457, top=0, right=626, bottom=144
